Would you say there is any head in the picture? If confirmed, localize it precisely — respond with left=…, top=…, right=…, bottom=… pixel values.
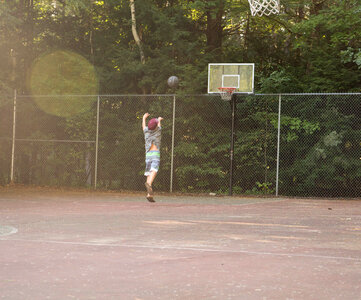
left=148, top=118, right=159, bottom=130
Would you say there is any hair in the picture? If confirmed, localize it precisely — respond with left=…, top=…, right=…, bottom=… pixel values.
left=148, top=118, right=159, bottom=130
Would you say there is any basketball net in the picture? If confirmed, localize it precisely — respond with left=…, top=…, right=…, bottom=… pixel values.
left=218, top=87, right=236, bottom=101
left=248, top=0, right=280, bottom=16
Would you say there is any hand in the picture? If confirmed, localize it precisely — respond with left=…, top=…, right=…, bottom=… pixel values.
left=143, top=113, right=150, bottom=119
left=158, top=117, right=163, bottom=121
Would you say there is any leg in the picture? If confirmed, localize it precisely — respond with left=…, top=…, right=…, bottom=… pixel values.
left=147, top=170, right=157, bottom=187
left=144, top=152, right=160, bottom=203
left=145, top=171, right=157, bottom=202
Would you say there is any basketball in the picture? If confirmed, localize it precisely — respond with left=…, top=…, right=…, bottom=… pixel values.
left=167, top=76, right=179, bottom=88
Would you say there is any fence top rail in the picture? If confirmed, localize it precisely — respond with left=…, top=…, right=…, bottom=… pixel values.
left=16, top=94, right=176, bottom=98
left=0, top=137, right=95, bottom=143
left=254, top=92, right=361, bottom=96
left=14, top=92, right=361, bottom=98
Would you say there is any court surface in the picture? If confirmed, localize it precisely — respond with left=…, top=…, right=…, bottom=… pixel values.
left=1, top=186, right=360, bottom=300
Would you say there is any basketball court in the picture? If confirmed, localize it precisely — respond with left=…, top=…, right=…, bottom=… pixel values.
left=1, top=186, right=360, bottom=299
left=1, top=2, right=360, bottom=299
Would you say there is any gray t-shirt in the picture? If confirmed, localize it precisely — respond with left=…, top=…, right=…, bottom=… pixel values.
left=144, top=126, right=162, bottom=153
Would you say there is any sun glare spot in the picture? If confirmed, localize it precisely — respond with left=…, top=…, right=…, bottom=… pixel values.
left=29, top=50, right=98, bottom=117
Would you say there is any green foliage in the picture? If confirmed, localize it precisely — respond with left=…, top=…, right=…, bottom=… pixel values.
left=249, top=181, right=275, bottom=195
left=289, top=0, right=361, bottom=92
left=271, top=116, right=320, bottom=142
left=259, top=70, right=302, bottom=93
left=278, top=95, right=361, bottom=197
left=341, top=47, right=361, bottom=69
left=1, top=0, right=361, bottom=95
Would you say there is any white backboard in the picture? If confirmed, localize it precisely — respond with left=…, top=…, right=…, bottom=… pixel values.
left=208, top=63, right=255, bottom=94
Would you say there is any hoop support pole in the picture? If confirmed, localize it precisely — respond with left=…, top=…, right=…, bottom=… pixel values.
left=170, top=95, right=176, bottom=193
left=229, top=94, right=237, bottom=196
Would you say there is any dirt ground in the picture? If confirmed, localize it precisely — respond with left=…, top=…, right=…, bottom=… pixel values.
left=1, top=186, right=360, bottom=299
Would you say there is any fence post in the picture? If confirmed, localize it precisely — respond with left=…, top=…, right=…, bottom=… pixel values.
left=170, top=94, right=176, bottom=193
left=229, top=94, right=237, bottom=196
left=10, top=89, right=17, bottom=184
left=275, top=94, right=282, bottom=196
left=94, top=95, right=100, bottom=189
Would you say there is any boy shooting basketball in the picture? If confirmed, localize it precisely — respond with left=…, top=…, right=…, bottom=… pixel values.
left=142, top=113, right=163, bottom=202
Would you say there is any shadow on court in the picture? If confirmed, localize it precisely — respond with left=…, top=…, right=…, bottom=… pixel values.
left=1, top=186, right=360, bottom=299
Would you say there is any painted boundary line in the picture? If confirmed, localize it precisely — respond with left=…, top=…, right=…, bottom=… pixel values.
left=152, top=197, right=288, bottom=206
left=0, top=226, right=18, bottom=237
left=3, top=238, right=361, bottom=262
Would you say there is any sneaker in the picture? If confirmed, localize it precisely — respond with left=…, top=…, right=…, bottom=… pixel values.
left=146, top=196, right=155, bottom=203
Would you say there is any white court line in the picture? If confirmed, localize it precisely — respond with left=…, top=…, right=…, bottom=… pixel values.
left=156, top=197, right=288, bottom=206
left=0, top=226, right=18, bottom=237
left=2, top=238, right=361, bottom=262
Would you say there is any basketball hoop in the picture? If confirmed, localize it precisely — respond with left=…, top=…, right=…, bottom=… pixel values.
left=248, top=0, right=280, bottom=16
left=218, top=87, right=236, bottom=101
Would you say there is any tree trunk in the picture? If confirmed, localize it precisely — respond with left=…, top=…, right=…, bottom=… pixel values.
left=206, top=0, right=224, bottom=57
left=129, top=0, right=145, bottom=64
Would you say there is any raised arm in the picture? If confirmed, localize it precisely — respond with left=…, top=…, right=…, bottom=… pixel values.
left=142, top=113, right=150, bottom=131
left=157, top=117, right=163, bottom=128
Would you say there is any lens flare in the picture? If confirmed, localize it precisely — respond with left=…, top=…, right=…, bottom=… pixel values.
left=29, top=50, right=98, bottom=117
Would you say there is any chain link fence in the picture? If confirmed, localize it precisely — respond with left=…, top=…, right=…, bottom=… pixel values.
left=0, top=93, right=360, bottom=198
left=278, top=94, right=360, bottom=197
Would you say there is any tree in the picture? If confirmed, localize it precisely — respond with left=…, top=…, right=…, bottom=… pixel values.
left=129, top=0, right=145, bottom=64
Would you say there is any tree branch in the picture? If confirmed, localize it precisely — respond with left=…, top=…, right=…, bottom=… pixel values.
left=129, top=0, right=145, bottom=64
